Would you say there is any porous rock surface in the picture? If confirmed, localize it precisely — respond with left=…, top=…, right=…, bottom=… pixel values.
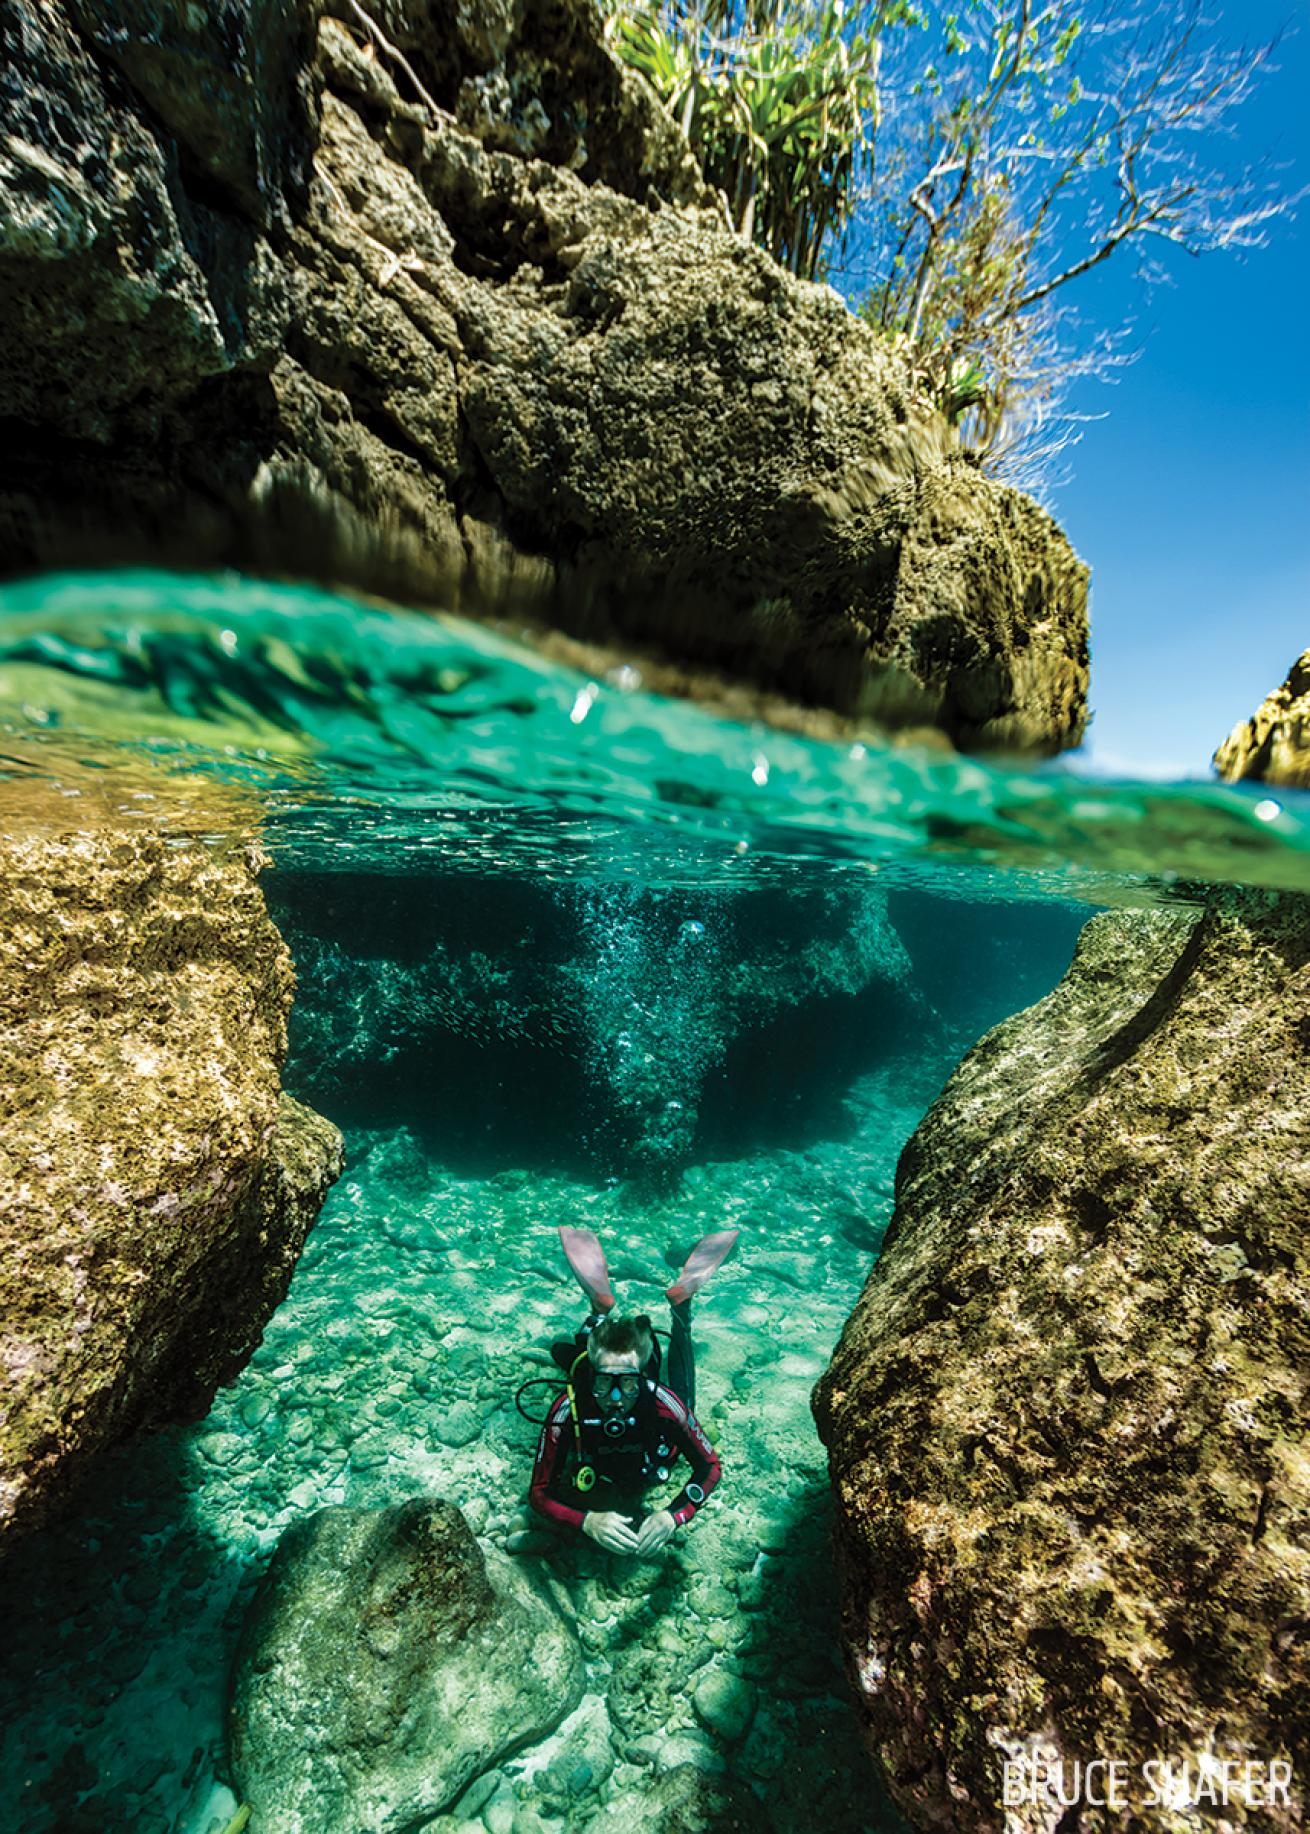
left=1214, top=650, right=1310, bottom=789
left=813, top=892, right=1310, bottom=1831
left=227, top=1496, right=584, bottom=1832
left=0, top=0, right=1088, bottom=752
left=0, top=829, right=344, bottom=1555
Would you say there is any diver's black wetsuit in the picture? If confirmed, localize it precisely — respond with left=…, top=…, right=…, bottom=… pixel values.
left=529, top=1305, right=720, bottom=1536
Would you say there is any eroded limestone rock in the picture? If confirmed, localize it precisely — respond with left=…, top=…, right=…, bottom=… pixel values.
left=0, top=0, right=1088, bottom=753
left=0, top=830, right=344, bottom=1554
left=227, top=1496, right=584, bottom=1832
left=1214, top=651, right=1310, bottom=789
left=812, top=893, right=1310, bottom=1831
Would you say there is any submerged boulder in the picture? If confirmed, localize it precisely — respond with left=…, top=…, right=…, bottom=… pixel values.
left=0, top=0, right=1087, bottom=753
left=813, top=892, right=1310, bottom=1831
left=579, top=1762, right=771, bottom=1834
left=1214, top=650, right=1310, bottom=789
left=228, top=1496, right=584, bottom=1832
left=0, top=829, right=344, bottom=1555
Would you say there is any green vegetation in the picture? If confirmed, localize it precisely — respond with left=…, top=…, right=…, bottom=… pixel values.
left=602, top=0, right=901, bottom=281
left=607, top=0, right=1303, bottom=488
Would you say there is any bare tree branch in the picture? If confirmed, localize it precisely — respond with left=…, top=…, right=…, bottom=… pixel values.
left=858, top=0, right=1306, bottom=488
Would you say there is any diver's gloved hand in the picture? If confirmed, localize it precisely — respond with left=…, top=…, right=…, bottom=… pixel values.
left=635, top=1509, right=676, bottom=1556
left=582, top=1511, right=640, bottom=1555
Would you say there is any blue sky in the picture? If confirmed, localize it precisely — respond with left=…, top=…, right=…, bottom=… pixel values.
left=1048, top=2, right=1310, bottom=778
left=832, top=1, right=1308, bottom=778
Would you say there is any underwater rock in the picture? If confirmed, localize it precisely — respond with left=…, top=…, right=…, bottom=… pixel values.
left=0, top=830, right=344, bottom=1555
left=1213, top=650, right=1310, bottom=788
left=0, top=0, right=1087, bottom=752
left=579, top=1762, right=771, bottom=1834
left=227, top=1496, right=584, bottom=1832
left=607, top=1633, right=694, bottom=1740
left=691, top=1666, right=757, bottom=1746
left=528, top=1692, right=616, bottom=1814
left=813, top=891, right=1310, bottom=1831
left=270, top=873, right=929, bottom=1181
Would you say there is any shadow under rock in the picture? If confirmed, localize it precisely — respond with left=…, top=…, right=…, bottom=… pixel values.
left=501, top=1487, right=908, bottom=1834
left=727, top=1486, right=911, bottom=1834
left=283, top=1030, right=601, bottom=1182
left=696, top=978, right=922, bottom=1160
left=0, top=1424, right=257, bottom=1834
left=887, top=888, right=1089, bottom=1041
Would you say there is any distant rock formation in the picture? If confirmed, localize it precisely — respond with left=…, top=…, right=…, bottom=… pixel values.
left=1214, top=651, right=1310, bottom=789
left=0, top=830, right=343, bottom=1555
left=228, top=1496, right=584, bottom=1830
left=0, top=0, right=1088, bottom=752
left=268, top=872, right=930, bottom=1180
left=813, top=892, right=1310, bottom=1831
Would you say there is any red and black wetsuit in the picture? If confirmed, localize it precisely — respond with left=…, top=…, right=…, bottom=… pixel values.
left=530, top=1331, right=721, bottom=1536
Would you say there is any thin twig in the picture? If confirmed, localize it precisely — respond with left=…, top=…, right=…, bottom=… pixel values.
left=341, top=0, right=458, bottom=125
left=316, top=162, right=426, bottom=288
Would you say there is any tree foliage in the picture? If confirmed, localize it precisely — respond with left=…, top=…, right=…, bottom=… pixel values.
left=607, top=0, right=1303, bottom=493
left=859, top=0, right=1305, bottom=484
left=603, top=0, right=899, bottom=280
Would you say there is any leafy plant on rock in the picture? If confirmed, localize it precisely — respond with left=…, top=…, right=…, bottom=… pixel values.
left=604, top=0, right=909, bottom=280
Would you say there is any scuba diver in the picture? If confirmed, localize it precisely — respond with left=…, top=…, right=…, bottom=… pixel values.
left=527, top=1225, right=738, bottom=1555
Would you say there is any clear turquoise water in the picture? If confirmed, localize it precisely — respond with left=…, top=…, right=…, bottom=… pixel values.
left=0, top=572, right=1305, bottom=1834
left=1, top=571, right=1305, bottom=897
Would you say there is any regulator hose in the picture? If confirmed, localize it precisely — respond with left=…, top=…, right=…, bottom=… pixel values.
left=515, top=1376, right=566, bottom=1424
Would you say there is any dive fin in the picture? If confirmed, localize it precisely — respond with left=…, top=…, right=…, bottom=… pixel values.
left=666, top=1228, right=740, bottom=1305
left=558, top=1225, right=616, bottom=1311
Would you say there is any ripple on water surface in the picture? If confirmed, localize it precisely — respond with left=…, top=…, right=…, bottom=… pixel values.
left=1, top=569, right=1306, bottom=898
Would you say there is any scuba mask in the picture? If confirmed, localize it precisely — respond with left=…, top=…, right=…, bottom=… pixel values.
left=596, top=1368, right=643, bottom=1440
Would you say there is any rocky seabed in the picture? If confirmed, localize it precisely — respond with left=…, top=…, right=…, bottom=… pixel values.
left=0, top=1061, right=950, bottom=1834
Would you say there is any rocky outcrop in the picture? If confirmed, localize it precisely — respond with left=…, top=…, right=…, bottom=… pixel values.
left=0, top=0, right=1088, bottom=753
left=812, top=893, right=1310, bottom=1831
left=269, top=872, right=929, bottom=1179
left=0, top=830, right=344, bottom=1555
left=1214, top=651, right=1310, bottom=789
left=228, top=1496, right=584, bottom=1831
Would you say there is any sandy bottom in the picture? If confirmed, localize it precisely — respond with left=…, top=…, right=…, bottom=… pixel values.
left=0, top=1059, right=957, bottom=1834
